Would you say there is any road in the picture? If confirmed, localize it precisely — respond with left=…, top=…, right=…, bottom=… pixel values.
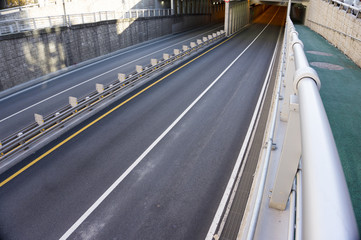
left=0, top=24, right=223, bottom=139
left=0, top=6, right=285, bottom=240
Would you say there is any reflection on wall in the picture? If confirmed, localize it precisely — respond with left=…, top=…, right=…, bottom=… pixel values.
left=0, top=11, right=213, bottom=91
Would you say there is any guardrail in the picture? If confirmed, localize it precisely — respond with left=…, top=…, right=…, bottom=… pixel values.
left=0, top=0, right=71, bottom=13
left=246, top=1, right=359, bottom=239
left=0, top=3, right=40, bottom=14
left=0, top=9, right=172, bottom=35
left=289, top=16, right=358, bottom=239
left=0, top=30, right=225, bottom=172
left=324, top=0, right=361, bottom=17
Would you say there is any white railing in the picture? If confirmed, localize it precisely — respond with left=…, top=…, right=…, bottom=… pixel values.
left=324, top=0, right=361, bottom=17
left=0, top=9, right=172, bottom=35
left=247, top=0, right=359, bottom=239
left=0, top=3, right=40, bottom=15
left=289, top=16, right=359, bottom=238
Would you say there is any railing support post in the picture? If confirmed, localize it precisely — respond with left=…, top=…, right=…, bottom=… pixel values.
left=280, top=52, right=295, bottom=121
left=269, top=95, right=301, bottom=210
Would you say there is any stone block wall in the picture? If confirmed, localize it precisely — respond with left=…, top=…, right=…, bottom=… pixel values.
left=0, top=14, right=210, bottom=91
left=305, top=0, right=361, bottom=67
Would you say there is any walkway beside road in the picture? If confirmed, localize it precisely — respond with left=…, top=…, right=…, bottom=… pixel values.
left=295, top=24, right=361, bottom=232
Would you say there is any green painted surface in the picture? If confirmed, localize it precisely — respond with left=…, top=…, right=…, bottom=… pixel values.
left=295, top=24, right=361, bottom=231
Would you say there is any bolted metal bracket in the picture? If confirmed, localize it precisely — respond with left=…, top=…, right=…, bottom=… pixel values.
left=293, top=66, right=321, bottom=94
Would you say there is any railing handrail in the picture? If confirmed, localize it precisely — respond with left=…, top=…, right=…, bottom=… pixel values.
left=247, top=0, right=359, bottom=238
left=328, top=0, right=361, bottom=11
left=288, top=16, right=359, bottom=239
left=0, top=8, right=173, bottom=35
left=0, top=3, right=40, bottom=14
left=0, top=8, right=172, bottom=23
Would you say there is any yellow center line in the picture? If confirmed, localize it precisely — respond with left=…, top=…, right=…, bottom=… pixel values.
left=0, top=34, right=238, bottom=188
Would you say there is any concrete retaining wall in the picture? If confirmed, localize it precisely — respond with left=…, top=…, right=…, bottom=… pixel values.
left=305, top=0, right=361, bottom=67
left=0, top=14, right=211, bottom=91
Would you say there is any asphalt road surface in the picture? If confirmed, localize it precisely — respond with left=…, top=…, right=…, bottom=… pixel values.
left=0, top=24, right=223, bottom=139
left=0, top=6, right=285, bottom=240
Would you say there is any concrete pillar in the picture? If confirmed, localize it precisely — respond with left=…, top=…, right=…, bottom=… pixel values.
left=225, top=1, right=229, bottom=36
left=234, top=5, right=237, bottom=33
left=236, top=4, right=239, bottom=31
left=229, top=7, right=232, bottom=35
left=233, top=7, right=236, bottom=33
left=171, top=0, right=175, bottom=15
left=177, top=0, right=181, bottom=15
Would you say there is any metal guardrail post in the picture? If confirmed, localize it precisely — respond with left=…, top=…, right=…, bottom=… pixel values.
left=32, top=18, right=37, bottom=30
left=15, top=21, right=20, bottom=32
left=269, top=94, right=301, bottom=210
left=48, top=16, right=52, bottom=28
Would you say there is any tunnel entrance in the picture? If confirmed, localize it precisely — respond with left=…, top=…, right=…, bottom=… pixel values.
left=290, top=3, right=307, bottom=24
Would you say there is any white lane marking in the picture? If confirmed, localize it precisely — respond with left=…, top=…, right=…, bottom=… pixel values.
left=0, top=26, right=222, bottom=103
left=205, top=9, right=280, bottom=240
left=0, top=26, right=222, bottom=124
left=60, top=26, right=259, bottom=240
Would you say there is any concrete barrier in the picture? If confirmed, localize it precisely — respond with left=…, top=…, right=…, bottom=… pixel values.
left=69, top=97, right=78, bottom=108
left=163, top=53, right=170, bottom=60
left=136, top=65, right=143, bottom=73
left=96, top=83, right=104, bottom=93
left=34, top=114, right=44, bottom=126
left=118, top=73, right=126, bottom=82
left=151, top=58, right=158, bottom=66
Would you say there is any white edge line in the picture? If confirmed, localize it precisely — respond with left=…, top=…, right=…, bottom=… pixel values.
left=0, top=26, right=221, bottom=121
left=215, top=18, right=282, bottom=240
left=0, top=26, right=222, bottom=122
left=205, top=9, right=280, bottom=240
left=59, top=27, right=245, bottom=240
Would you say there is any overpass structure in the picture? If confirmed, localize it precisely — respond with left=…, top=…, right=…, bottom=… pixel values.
left=0, top=0, right=360, bottom=239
